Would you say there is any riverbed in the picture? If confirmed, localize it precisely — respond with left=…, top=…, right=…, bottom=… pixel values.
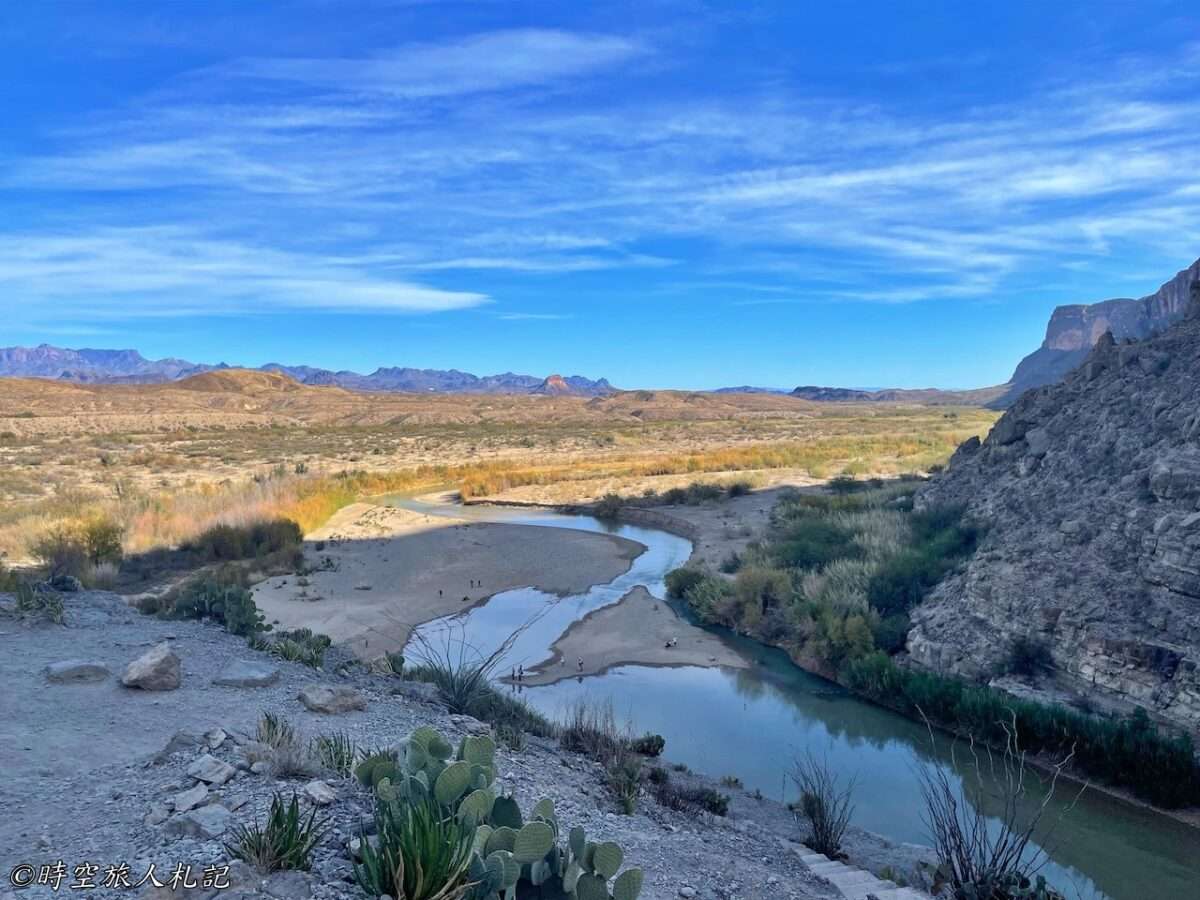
left=391, top=494, right=1200, bottom=900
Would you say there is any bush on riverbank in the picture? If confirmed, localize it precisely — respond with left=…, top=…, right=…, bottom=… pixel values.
left=843, top=651, right=1200, bottom=808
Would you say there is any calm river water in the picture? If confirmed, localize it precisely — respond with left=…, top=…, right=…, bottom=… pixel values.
left=388, top=494, right=1200, bottom=900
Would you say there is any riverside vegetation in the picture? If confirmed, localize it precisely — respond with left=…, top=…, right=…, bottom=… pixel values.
left=664, top=479, right=1200, bottom=809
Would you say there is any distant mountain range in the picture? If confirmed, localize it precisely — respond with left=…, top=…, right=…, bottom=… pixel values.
left=0, top=345, right=615, bottom=396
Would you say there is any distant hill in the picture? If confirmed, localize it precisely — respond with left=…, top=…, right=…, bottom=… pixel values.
left=996, top=255, right=1200, bottom=407
left=711, top=386, right=791, bottom=394
left=791, top=384, right=1008, bottom=406
left=0, top=344, right=614, bottom=397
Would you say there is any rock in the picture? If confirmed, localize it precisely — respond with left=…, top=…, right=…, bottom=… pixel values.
left=389, top=681, right=440, bottom=704
left=262, top=871, right=312, bottom=900
left=449, top=714, right=489, bottom=735
left=121, top=642, right=181, bottom=691
left=679, top=888, right=697, bottom=898
left=163, top=804, right=231, bottom=840
left=298, top=684, right=366, bottom=714
left=204, top=728, right=228, bottom=750
left=144, top=803, right=170, bottom=826
left=171, top=783, right=209, bottom=813
left=186, top=754, right=237, bottom=786
left=152, top=730, right=204, bottom=764
left=48, top=573, right=82, bottom=592
left=213, top=660, right=280, bottom=688
left=250, top=761, right=271, bottom=776
left=43, top=660, right=110, bottom=683
left=303, top=779, right=337, bottom=806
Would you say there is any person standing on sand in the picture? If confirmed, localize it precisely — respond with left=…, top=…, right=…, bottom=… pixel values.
left=577, top=656, right=583, bottom=672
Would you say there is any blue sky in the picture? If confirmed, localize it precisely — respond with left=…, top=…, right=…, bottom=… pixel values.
left=2, top=1, right=1198, bottom=389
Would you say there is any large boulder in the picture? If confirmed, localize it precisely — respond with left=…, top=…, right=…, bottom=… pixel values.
left=44, top=660, right=110, bottom=684
left=212, top=659, right=280, bottom=688
left=298, top=684, right=366, bottom=714
left=121, top=642, right=181, bottom=691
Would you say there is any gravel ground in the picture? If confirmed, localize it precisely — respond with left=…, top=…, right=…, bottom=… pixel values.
left=1, top=589, right=838, bottom=900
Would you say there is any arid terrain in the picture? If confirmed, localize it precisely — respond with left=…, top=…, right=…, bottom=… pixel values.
left=0, top=370, right=996, bottom=566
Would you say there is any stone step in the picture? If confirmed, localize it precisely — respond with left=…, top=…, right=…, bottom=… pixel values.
left=839, top=881, right=897, bottom=900
left=821, top=869, right=882, bottom=888
left=809, top=861, right=850, bottom=875
left=800, top=853, right=830, bottom=865
left=868, top=889, right=928, bottom=900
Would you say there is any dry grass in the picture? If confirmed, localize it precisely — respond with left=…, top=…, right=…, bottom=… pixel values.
left=0, top=377, right=997, bottom=564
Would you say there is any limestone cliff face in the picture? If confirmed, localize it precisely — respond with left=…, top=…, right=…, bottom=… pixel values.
left=913, top=278, right=1200, bottom=735
left=997, top=257, right=1200, bottom=406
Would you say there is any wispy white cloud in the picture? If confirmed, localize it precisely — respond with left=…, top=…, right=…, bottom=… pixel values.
left=3, top=24, right=1200, bottom=324
left=0, top=228, right=488, bottom=319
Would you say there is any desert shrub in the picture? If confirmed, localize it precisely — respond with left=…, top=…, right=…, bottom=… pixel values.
left=727, top=480, right=753, bottom=497
left=558, top=699, right=627, bottom=765
left=14, top=582, right=65, bottom=623
left=650, top=780, right=729, bottom=816
left=268, top=628, right=331, bottom=668
left=185, top=518, right=303, bottom=563
left=312, top=732, right=357, bottom=778
left=355, top=796, right=475, bottom=900
left=1005, top=635, right=1054, bottom=678
left=594, top=493, right=624, bottom=520
left=828, top=475, right=862, bottom=495
left=607, top=749, right=644, bottom=814
left=80, top=516, right=124, bottom=566
left=647, top=766, right=670, bottom=785
left=684, top=481, right=724, bottom=503
left=171, top=573, right=266, bottom=636
left=720, top=775, right=743, bottom=788
left=790, top=753, right=855, bottom=858
left=921, top=721, right=1069, bottom=900
left=631, top=733, right=666, bottom=757
left=665, top=567, right=707, bottom=600
left=866, top=505, right=977, bottom=618
left=773, top=518, right=861, bottom=570
left=718, top=551, right=742, bottom=574
left=224, top=792, right=327, bottom=872
left=82, top=560, right=120, bottom=590
left=30, top=527, right=89, bottom=578
left=385, top=651, right=405, bottom=676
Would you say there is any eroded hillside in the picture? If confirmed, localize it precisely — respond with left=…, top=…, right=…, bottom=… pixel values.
left=913, top=280, right=1200, bottom=734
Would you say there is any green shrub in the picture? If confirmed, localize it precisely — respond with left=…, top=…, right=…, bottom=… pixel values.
left=1005, top=635, right=1054, bottom=678
left=773, top=518, right=861, bottom=570
left=14, top=582, right=65, bottom=623
left=354, top=797, right=474, bottom=900
left=650, top=780, right=729, bottom=816
left=30, top=528, right=89, bottom=578
left=224, top=792, right=327, bottom=872
left=842, top=651, right=1200, bottom=808
left=185, top=519, right=303, bottom=563
left=664, top=567, right=707, bottom=600
left=594, top=493, right=624, bottom=520
left=172, top=574, right=266, bottom=636
left=727, top=480, right=753, bottom=497
left=631, top=733, right=666, bottom=757
left=607, top=751, right=643, bottom=815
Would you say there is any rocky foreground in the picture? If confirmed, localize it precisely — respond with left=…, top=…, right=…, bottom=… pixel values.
left=913, top=281, right=1200, bottom=735
left=0, top=589, right=839, bottom=900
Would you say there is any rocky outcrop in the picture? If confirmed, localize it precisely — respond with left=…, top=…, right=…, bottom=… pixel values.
left=913, top=276, right=1200, bottom=735
left=997, top=256, right=1200, bottom=406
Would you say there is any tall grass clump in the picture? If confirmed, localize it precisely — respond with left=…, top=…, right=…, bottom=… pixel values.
left=224, top=792, right=328, bottom=872
left=354, top=797, right=475, bottom=900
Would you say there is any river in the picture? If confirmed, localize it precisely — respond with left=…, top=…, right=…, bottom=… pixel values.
left=388, top=494, right=1200, bottom=900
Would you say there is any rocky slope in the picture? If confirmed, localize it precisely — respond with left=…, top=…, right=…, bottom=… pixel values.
left=911, top=279, right=1200, bottom=735
left=996, top=256, right=1200, bottom=407
left=0, top=587, right=839, bottom=900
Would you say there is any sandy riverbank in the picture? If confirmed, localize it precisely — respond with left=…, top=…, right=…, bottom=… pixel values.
left=252, top=501, right=643, bottom=659
left=518, top=586, right=747, bottom=685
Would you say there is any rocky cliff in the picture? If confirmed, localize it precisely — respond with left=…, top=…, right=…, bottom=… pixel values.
left=911, top=278, right=1200, bottom=736
left=997, top=257, right=1200, bottom=406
